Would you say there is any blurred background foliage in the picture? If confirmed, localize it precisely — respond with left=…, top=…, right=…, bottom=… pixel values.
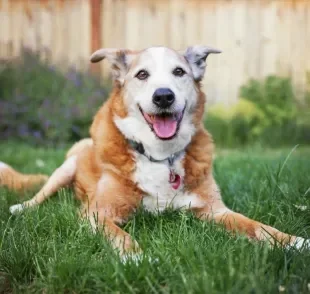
left=0, top=50, right=110, bottom=146
left=0, top=51, right=309, bottom=148
left=206, top=75, right=310, bottom=147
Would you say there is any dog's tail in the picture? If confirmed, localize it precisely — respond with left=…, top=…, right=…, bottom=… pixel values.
left=6, top=138, right=93, bottom=214
left=0, top=162, right=48, bottom=193
left=7, top=138, right=93, bottom=215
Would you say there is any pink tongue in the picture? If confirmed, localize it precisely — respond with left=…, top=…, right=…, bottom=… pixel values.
left=153, top=116, right=177, bottom=138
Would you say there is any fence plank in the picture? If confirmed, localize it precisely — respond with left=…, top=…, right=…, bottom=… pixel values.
left=0, top=0, right=11, bottom=58
left=0, top=0, right=309, bottom=104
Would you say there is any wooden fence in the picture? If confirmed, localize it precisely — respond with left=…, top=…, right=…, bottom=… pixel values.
left=0, top=0, right=309, bottom=105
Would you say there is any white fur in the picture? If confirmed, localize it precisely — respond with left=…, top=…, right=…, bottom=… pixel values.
left=114, top=47, right=198, bottom=160
left=289, top=237, right=310, bottom=250
left=9, top=204, right=25, bottom=214
left=120, top=252, right=158, bottom=265
left=184, top=46, right=221, bottom=81
left=113, top=47, right=205, bottom=212
left=0, top=162, right=9, bottom=170
left=9, top=155, right=78, bottom=216
left=124, top=47, right=197, bottom=117
left=114, top=114, right=194, bottom=161
left=131, top=152, right=205, bottom=213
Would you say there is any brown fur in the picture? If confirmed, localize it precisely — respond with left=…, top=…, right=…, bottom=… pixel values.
left=4, top=52, right=304, bottom=257
left=0, top=164, right=48, bottom=193
left=72, top=86, right=144, bottom=253
left=73, top=82, right=301, bottom=250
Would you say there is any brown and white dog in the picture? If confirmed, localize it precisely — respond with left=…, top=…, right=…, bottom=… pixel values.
left=2, top=45, right=309, bottom=261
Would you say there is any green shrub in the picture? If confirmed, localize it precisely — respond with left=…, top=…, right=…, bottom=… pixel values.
left=205, top=75, right=310, bottom=147
left=240, top=75, right=297, bottom=127
left=0, top=50, right=110, bottom=146
left=1, top=53, right=309, bottom=148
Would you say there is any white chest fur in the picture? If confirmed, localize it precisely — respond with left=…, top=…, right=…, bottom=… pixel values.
left=133, top=153, right=204, bottom=212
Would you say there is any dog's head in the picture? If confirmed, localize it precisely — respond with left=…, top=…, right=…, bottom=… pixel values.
left=90, top=46, right=221, bottom=158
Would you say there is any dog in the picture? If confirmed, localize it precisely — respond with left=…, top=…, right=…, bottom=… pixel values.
left=1, top=45, right=309, bottom=261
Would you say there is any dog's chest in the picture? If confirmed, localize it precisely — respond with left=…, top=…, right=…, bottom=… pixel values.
left=133, top=154, right=202, bottom=212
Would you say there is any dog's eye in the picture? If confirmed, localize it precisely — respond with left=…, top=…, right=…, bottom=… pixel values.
left=172, top=67, right=186, bottom=77
left=135, top=70, right=149, bottom=80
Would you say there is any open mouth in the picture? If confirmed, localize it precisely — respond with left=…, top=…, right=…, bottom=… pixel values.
left=139, top=106, right=185, bottom=140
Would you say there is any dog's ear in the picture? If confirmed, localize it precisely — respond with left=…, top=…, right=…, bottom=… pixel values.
left=183, top=45, right=221, bottom=81
left=90, top=48, right=138, bottom=83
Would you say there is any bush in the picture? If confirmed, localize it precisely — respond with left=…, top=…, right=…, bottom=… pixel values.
left=205, top=99, right=266, bottom=146
left=0, top=50, right=110, bottom=146
left=1, top=52, right=309, bottom=148
left=205, top=75, right=310, bottom=147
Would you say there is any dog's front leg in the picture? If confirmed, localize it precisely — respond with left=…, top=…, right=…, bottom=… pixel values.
left=81, top=172, right=143, bottom=260
left=87, top=213, right=141, bottom=256
left=193, top=176, right=309, bottom=249
left=9, top=155, right=77, bottom=214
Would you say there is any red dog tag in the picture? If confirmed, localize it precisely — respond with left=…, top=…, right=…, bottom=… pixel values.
left=169, top=170, right=181, bottom=190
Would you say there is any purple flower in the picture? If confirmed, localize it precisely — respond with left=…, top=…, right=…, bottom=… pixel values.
left=18, top=124, right=29, bottom=136
left=66, top=69, right=82, bottom=87
left=33, top=131, right=42, bottom=139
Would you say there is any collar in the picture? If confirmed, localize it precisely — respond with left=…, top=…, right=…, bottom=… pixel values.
left=128, top=139, right=186, bottom=166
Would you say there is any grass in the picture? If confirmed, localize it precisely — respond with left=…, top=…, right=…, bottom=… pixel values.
left=1, top=142, right=310, bottom=293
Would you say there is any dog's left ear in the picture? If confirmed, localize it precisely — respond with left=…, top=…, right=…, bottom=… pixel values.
left=90, top=48, right=138, bottom=83
left=183, top=45, right=222, bottom=81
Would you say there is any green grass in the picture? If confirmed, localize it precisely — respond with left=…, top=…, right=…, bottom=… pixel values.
left=1, top=142, right=310, bottom=293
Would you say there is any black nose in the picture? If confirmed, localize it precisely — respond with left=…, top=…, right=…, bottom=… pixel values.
left=152, top=88, right=175, bottom=108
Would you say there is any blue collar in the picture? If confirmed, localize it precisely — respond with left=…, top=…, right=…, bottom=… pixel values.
left=128, top=139, right=186, bottom=166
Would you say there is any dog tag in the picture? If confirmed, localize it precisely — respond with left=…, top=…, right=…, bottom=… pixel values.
left=169, top=170, right=181, bottom=190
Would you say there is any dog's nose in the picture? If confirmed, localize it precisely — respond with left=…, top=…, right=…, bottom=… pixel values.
left=152, top=88, right=175, bottom=108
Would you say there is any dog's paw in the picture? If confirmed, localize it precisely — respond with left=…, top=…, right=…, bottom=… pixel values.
left=120, top=253, right=159, bottom=265
left=0, top=162, right=9, bottom=170
left=120, top=252, right=143, bottom=265
left=9, top=203, right=25, bottom=215
left=288, top=237, right=310, bottom=250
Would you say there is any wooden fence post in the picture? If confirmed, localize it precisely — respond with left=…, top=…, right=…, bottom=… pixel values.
left=90, top=0, right=102, bottom=75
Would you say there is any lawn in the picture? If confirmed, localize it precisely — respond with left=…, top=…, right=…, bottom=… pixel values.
left=0, top=142, right=310, bottom=293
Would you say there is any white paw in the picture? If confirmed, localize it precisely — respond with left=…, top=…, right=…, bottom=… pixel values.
left=120, top=253, right=158, bottom=265
left=9, top=204, right=25, bottom=215
left=290, top=237, right=310, bottom=250
left=120, top=253, right=143, bottom=265
left=0, top=162, right=9, bottom=170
